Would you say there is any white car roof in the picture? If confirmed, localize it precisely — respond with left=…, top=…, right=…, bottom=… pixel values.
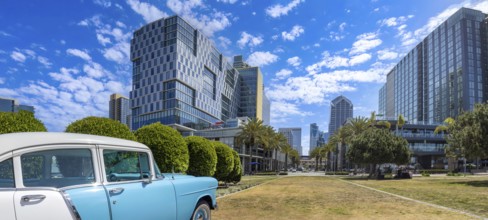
left=0, top=132, right=148, bottom=156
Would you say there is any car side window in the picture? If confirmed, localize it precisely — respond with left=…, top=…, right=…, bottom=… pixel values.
left=103, top=150, right=151, bottom=182
left=21, top=149, right=95, bottom=188
left=0, top=158, right=14, bottom=188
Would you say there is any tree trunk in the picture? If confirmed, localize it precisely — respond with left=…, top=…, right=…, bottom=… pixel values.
left=285, top=153, right=288, bottom=171
left=246, top=143, right=252, bottom=175
left=274, top=149, right=278, bottom=172
left=368, top=164, right=375, bottom=178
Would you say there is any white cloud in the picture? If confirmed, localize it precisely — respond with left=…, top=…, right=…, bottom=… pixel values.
left=266, top=0, right=304, bottom=18
left=339, top=22, right=347, bottom=31
left=11, top=51, right=27, bottom=62
left=60, top=40, right=66, bottom=45
left=126, top=0, right=168, bottom=23
left=268, top=62, right=393, bottom=105
left=270, top=101, right=312, bottom=124
left=313, top=43, right=320, bottom=48
left=37, top=56, right=52, bottom=68
left=166, top=0, right=232, bottom=37
left=246, top=51, right=278, bottom=66
left=329, top=31, right=345, bottom=41
left=349, top=53, right=372, bottom=66
left=66, top=49, right=92, bottom=61
left=287, top=56, right=301, bottom=67
left=217, top=0, right=238, bottom=4
left=282, top=25, right=304, bottom=41
left=0, top=31, right=13, bottom=37
left=377, top=49, right=399, bottom=60
left=217, top=36, right=231, bottom=49
left=374, top=8, right=379, bottom=12
left=378, top=15, right=414, bottom=27
left=97, top=34, right=112, bottom=46
left=349, top=32, right=382, bottom=55
left=103, top=41, right=130, bottom=64
left=275, top=69, right=293, bottom=80
left=237, top=32, right=263, bottom=48
left=306, top=51, right=372, bottom=74
left=93, top=0, right=111, bottom=7
left=271, top=35, right=279, bottom=40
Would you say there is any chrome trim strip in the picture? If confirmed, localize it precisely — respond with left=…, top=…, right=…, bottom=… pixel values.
left=60, top=190, right=82, bottom=220
left=0, top=188, right=15, bottom=191
left=179, top=188, right=213, bottom=197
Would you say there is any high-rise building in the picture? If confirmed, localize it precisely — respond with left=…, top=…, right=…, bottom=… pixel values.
left=129, top=16, right=240, bottom=131
left=328, top=95, right=353, bottom=170
left=0, top=97, right=34, bottom=113
left=328, top=95, right=353, bottom=136
left=109, top=94, right=131, bottom=129
left=233, top=55, right=271, bottom=125
left=309, top=123, right=319, bottom=154
left=379, top=8, right=488, bottom=123
left=279, top=127, right=302, bottom=156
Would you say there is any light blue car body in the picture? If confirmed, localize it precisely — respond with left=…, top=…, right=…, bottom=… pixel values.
left=65, top=174, right=218, bottom=220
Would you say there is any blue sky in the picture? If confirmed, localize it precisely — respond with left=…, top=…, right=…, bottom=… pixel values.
left=1, top=0, right=487, bottom=155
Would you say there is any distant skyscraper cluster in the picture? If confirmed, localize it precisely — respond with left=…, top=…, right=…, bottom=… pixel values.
left=379, top=8, right=488, bottom=123
left=278, top=127, right=302, bottom=156
left=309, top=123, right=328, bottom=155
left=0, top=97, right=34, bottom=113
left=128, top=16, right=270, bottom=131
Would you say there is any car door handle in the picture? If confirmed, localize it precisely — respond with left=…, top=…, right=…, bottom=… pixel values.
left=109, top=188, right=125, bottom=194
left=22, top=194, right=46, bottom=202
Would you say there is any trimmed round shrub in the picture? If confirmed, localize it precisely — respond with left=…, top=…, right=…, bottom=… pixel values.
left=226, top=150, right=242, bottom=183
left=65, top=116, right=136, bottom=141
left=212, top=141, right=234, bottom=182
left=185, top=136, right=217, bottom=177
left=0, top=110, right=47, bottom=134
left=135, top=122, right=188, bottom=173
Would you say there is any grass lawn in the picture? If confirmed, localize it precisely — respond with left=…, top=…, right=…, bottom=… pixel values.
left=213, top=176, right=473, bottom=220
left=346, top=175, right=488, bottom=218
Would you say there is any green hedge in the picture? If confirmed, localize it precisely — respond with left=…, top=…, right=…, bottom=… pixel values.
left=325, top=171, right=349, bottom=175
left=225, top=150, right=242, bottom=183
left=185, top=136, right=217, bottom=177
left=135, top=123, right=189, bottom=173
left=418, top=169, right=449, bottom=174
left=212, top=141, right=234, bottom=182
left=0, top=110, right=46, bottom=134
left=65, top=117, right=136, bottom=141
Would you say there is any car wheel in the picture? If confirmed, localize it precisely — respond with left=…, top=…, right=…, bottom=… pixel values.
left=191, top=200, right=211, bottom=220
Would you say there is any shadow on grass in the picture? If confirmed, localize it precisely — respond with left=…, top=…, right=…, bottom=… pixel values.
left=448, top=180, right=488, bottom=187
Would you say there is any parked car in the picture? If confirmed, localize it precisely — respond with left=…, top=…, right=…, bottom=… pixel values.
left=0, top=132, right=218, bottom=220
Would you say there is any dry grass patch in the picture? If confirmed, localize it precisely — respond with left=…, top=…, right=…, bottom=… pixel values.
left=217, top=176, right=279, bottom=197
left=214, top=176, right=472, bottom=220
left=348, top=175, right=488, bottom=218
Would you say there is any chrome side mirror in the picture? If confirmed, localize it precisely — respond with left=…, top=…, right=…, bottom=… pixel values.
left=143, top=174, right=153, bottom=184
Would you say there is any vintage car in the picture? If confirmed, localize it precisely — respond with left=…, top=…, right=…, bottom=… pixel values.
left=0, top=132, right=218, bottom=220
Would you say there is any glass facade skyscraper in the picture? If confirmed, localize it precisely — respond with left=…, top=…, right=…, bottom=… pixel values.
left=109, top=93, right=131, bottom=129
left=233, top=55, right=271, bottom=125
left=130, top=16, right=240, bottom=131
left=278, top=127, right=302, bottom=156
left=309, top=123, right=319, bottom=154
left=379, top=8, right=488, bottom=123
left=0, top=97, right=34, bottom=113
left=328, top=95, right=353, bottom=136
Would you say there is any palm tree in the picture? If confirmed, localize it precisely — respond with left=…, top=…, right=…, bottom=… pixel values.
left=434, top=117, right=457, bottom=171
left=281, top=144, right=293, bottom=170
left=328, top=126, right=351, bottom=171
left=236, top=118, right=266, bottom=174
left=310, top=147, right=321, bottom=171
left=274, top=132, right=288, bottom=171
left=262, top=126, right=275, bottom=171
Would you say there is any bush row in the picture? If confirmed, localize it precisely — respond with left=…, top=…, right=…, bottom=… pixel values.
left=0, top=113, right=242, bottom=183
left=325, top=171, right=350, bottom=175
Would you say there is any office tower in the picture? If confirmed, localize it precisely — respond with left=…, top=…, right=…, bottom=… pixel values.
left=278, top=127, right=302, bottom=156
left=0, top=97, right=34, bottom=113
left=328, top=95, right=353, bottom=136
left=129, top=16, right=240, bottom=131
left=379, top=8, right=488, bottom=123
left=109, top=94, right=131, bottom=129
left=328, top=95, right=353, bottom=170
left=309, top=123, right=319, bottom=154
left=233, top=55, right=271, bottom=125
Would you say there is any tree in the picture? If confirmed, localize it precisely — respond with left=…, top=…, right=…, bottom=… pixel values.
left=236, top=118, right=266, bottom=173
left=274, top=133, right=288, bottom=171
left=185, top=136, right=217, bottom=177
left=135, top=123, right=189, bottom=173
left=289, top=149, right=300, bottom=169
left=347, top=127, right=411, bottom=177
left=65, top=116, right=136, bottom=140
left=309, top=147, right=321, bottom=171
left=396, top=114, right=406, bottom=134
left=447, top=104, right=488, bottom=159
left=0, top=110, right=47, bottom=134
left=225, top=150, right=242, bottom=184
left=213, top=141, right=235, bottom=182
left=281, top=144, right=293, bottom=170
